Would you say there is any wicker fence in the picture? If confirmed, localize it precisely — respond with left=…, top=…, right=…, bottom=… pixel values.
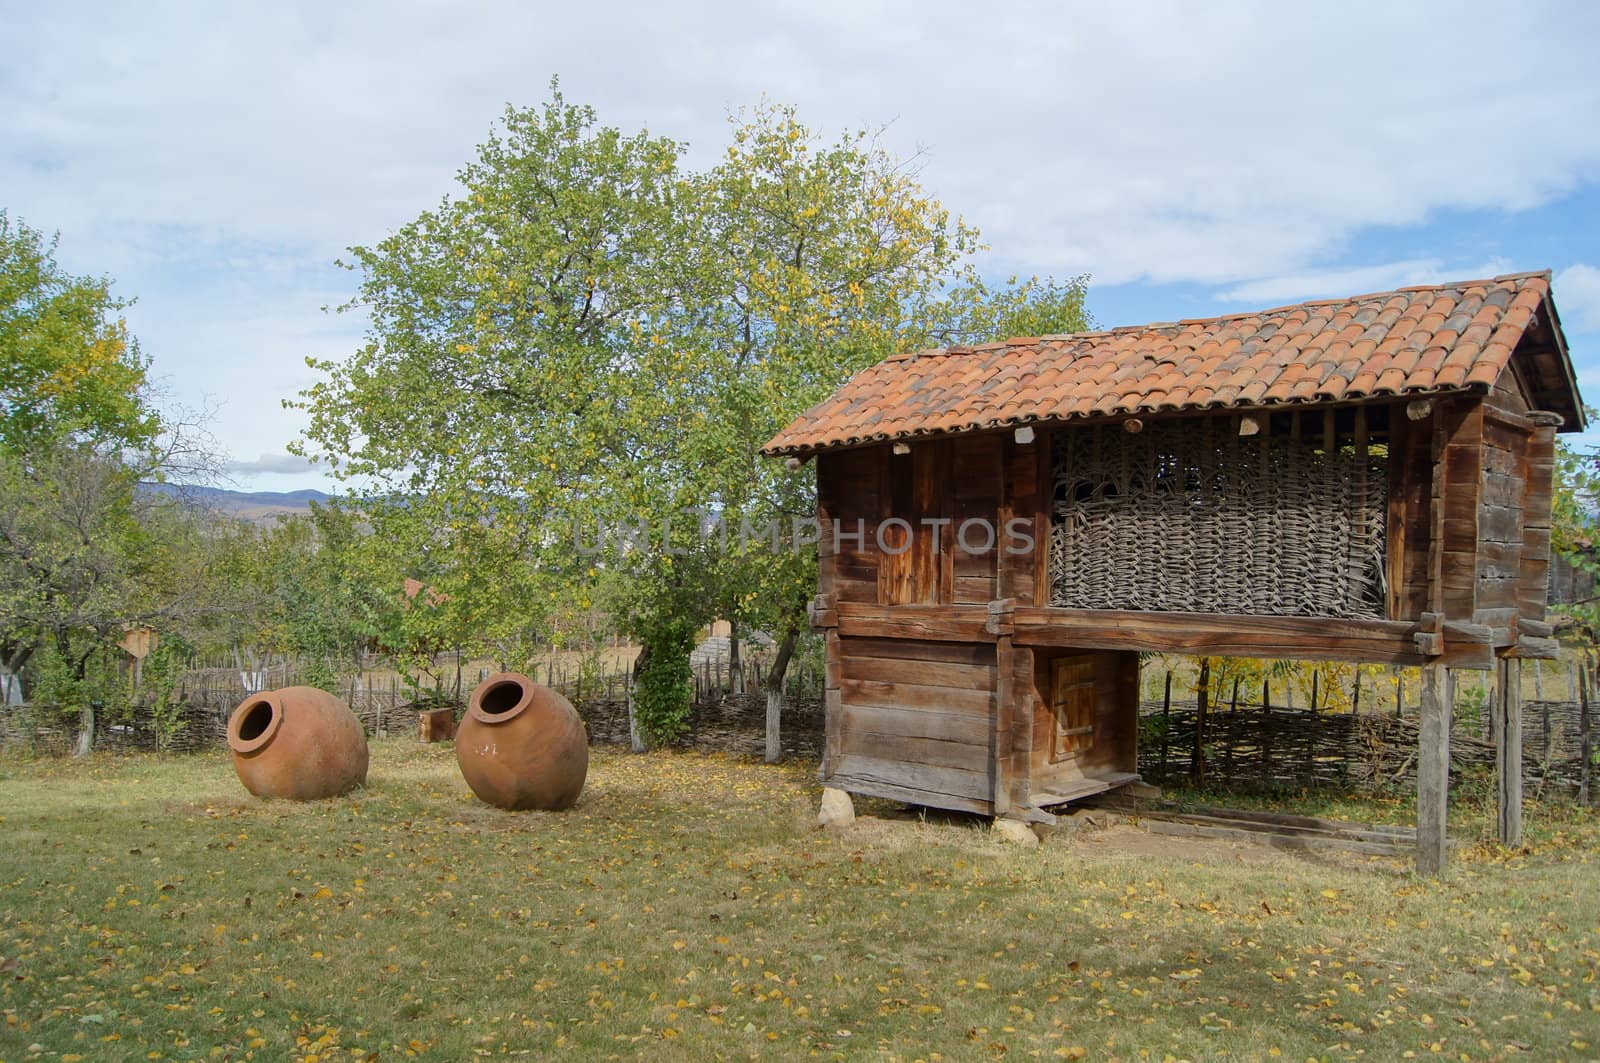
left=1141, top=698, right=1596, bottom=796
left=0, top=645, right=825, bottom=758
left=5, top=653, right=1590, bottom=800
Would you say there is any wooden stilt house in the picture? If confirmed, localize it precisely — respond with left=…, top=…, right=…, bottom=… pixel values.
left=763, top=272, right=1583, bottom=867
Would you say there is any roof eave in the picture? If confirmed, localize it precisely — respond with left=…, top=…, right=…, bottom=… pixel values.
left=761, top=387, right=1491, bottom=457
left=1538, top=289, right=1587, bottom=432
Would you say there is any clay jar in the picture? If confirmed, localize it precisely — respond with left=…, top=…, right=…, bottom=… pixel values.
left=227, top=686, right=369, bottom=800
left=456, top=672, right=588, bottom=811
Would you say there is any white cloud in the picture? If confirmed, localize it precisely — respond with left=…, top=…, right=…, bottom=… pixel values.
left=1217, top=258, right=1516, bottom=306
left=1556, top=264, right=1600, bottom=333
left=4, top=0, right=1600, bottom=484
left=5, top=1, right=1599, bottom=283
left=222, top=452, right=318, bottom=476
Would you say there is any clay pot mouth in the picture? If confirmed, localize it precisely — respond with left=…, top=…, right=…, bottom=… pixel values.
left=228, top=694, right=283, bottom=755
left=467, top=673, right=534, bottom=725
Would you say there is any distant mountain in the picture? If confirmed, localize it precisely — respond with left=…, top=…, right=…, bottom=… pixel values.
left=139, top=483, right=334, bottom=521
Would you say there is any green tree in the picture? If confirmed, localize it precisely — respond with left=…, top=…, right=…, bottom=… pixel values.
left=293, top=85, right=686, bottom=683
left=0, top=442, right=218, bottom=751
left=296, top=88, right=1093, bottom=751
left=0, top=212, right=158, bottom=454
left=0, top=212, right=222, bottom=751
left=652, top=103, right=1090, bottom=757
left=1552, top=440, right=1600, bottom=640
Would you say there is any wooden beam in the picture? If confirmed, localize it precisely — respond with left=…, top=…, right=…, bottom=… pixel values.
left=993, top=630, right=1015, bottom=817
left=808, top=593, right=839, bottom=631
left=1012, top=606, right=1424, bottom=665
left=1417, top=663, right=1452, bottom=875
left=1441, top=619, right=1492, bottom=644
left=984, top=597, right=1017, bottom=636
left=1506, top=636, right=1561, bottom=660
left=836, top=602, right=995, bottom=643
left=1495, top=658, right=1524, bottom=848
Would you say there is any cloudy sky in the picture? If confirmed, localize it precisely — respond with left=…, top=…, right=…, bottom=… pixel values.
left=6, top=1, right=1600, bottom=490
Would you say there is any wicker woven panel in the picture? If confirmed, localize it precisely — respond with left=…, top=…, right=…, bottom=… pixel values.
left=1049, top=416, right=1388, bottom=618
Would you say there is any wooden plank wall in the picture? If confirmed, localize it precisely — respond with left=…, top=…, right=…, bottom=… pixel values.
left=1388, top=406, right=1434, bottom=619
left=828, top=635, right=997, bottom=812
left=816, top=434, right=1023, bottom=609
left=814, top=432, right=1044, bottom=813
left=1389, top=360, right=1560, bottom=657
left=954, top=436, right=1004, bottom=603
left=1003, top=435, right=1043, bottom=606
left=818, top=447, right=884, bottom=605
left=1433, top=397, right=1486, bottom=620
left=1519, top=421, right=1557, bottom=625
left=1477, top=409, right=1529, bottom=638
left=1472, top=364, right=1563, bottom=649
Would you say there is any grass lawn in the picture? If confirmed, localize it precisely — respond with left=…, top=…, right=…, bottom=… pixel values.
left=2, top=742, right=1598, bottom=1061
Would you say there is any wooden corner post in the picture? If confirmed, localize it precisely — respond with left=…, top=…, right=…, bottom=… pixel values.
left=1495, top=658, right=1523, bottom=847
left=810, top=594, right=842, bottom=782
left=986, top=599, right=1017, bottom=818
left=1417, top=662, right=1452, bottom=874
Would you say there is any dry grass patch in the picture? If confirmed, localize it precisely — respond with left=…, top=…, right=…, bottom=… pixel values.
left=1, top=741, right=1597, bottom=1061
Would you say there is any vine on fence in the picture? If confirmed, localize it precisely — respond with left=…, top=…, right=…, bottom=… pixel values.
left=631, top=617, right=698, bottom=746
left=143, top=636, right=193, bottom=752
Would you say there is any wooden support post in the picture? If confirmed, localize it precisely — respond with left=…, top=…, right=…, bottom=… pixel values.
left=994, top=634, right=1014, bottom=816
left=1191, top=657, right=1210, bottom=787
left=1542, top=697, right=1555, bottom=791
left=979, top=601, right=1017, bottom=816
left=987, top=599, right=1017, bottom=817
left=1580, top=662, right=1593, bottom=807
left=1261, top=678, right=1273, bottom=778
left=1161, top=671, right=1172, bottom=779
left=1495, top=658, right=1523, bottom=848
left=1484, top=666, right=1497, bottom=745
left=1417, top=663, right=1452, bottom=874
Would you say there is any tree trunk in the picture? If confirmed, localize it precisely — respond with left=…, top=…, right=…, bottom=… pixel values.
left=74, top=700, right=96, bottom=757
left=729, top=622, right=744, bottom=695
left=764, top=629, right=799, bottom=764
left=627, top=643, right=649, bottom=753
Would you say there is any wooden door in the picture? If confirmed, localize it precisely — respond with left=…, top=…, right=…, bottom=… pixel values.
left=1049, top=655, right=1096, bottom=761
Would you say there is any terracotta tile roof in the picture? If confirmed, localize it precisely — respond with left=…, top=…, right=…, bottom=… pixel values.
left=763, top=271, right=1573, bottom=455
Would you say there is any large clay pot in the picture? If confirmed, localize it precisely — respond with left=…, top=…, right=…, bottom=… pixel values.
left=456, top=672, right=588, bottom=811
left=227, top=686, right=369, bottom=800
